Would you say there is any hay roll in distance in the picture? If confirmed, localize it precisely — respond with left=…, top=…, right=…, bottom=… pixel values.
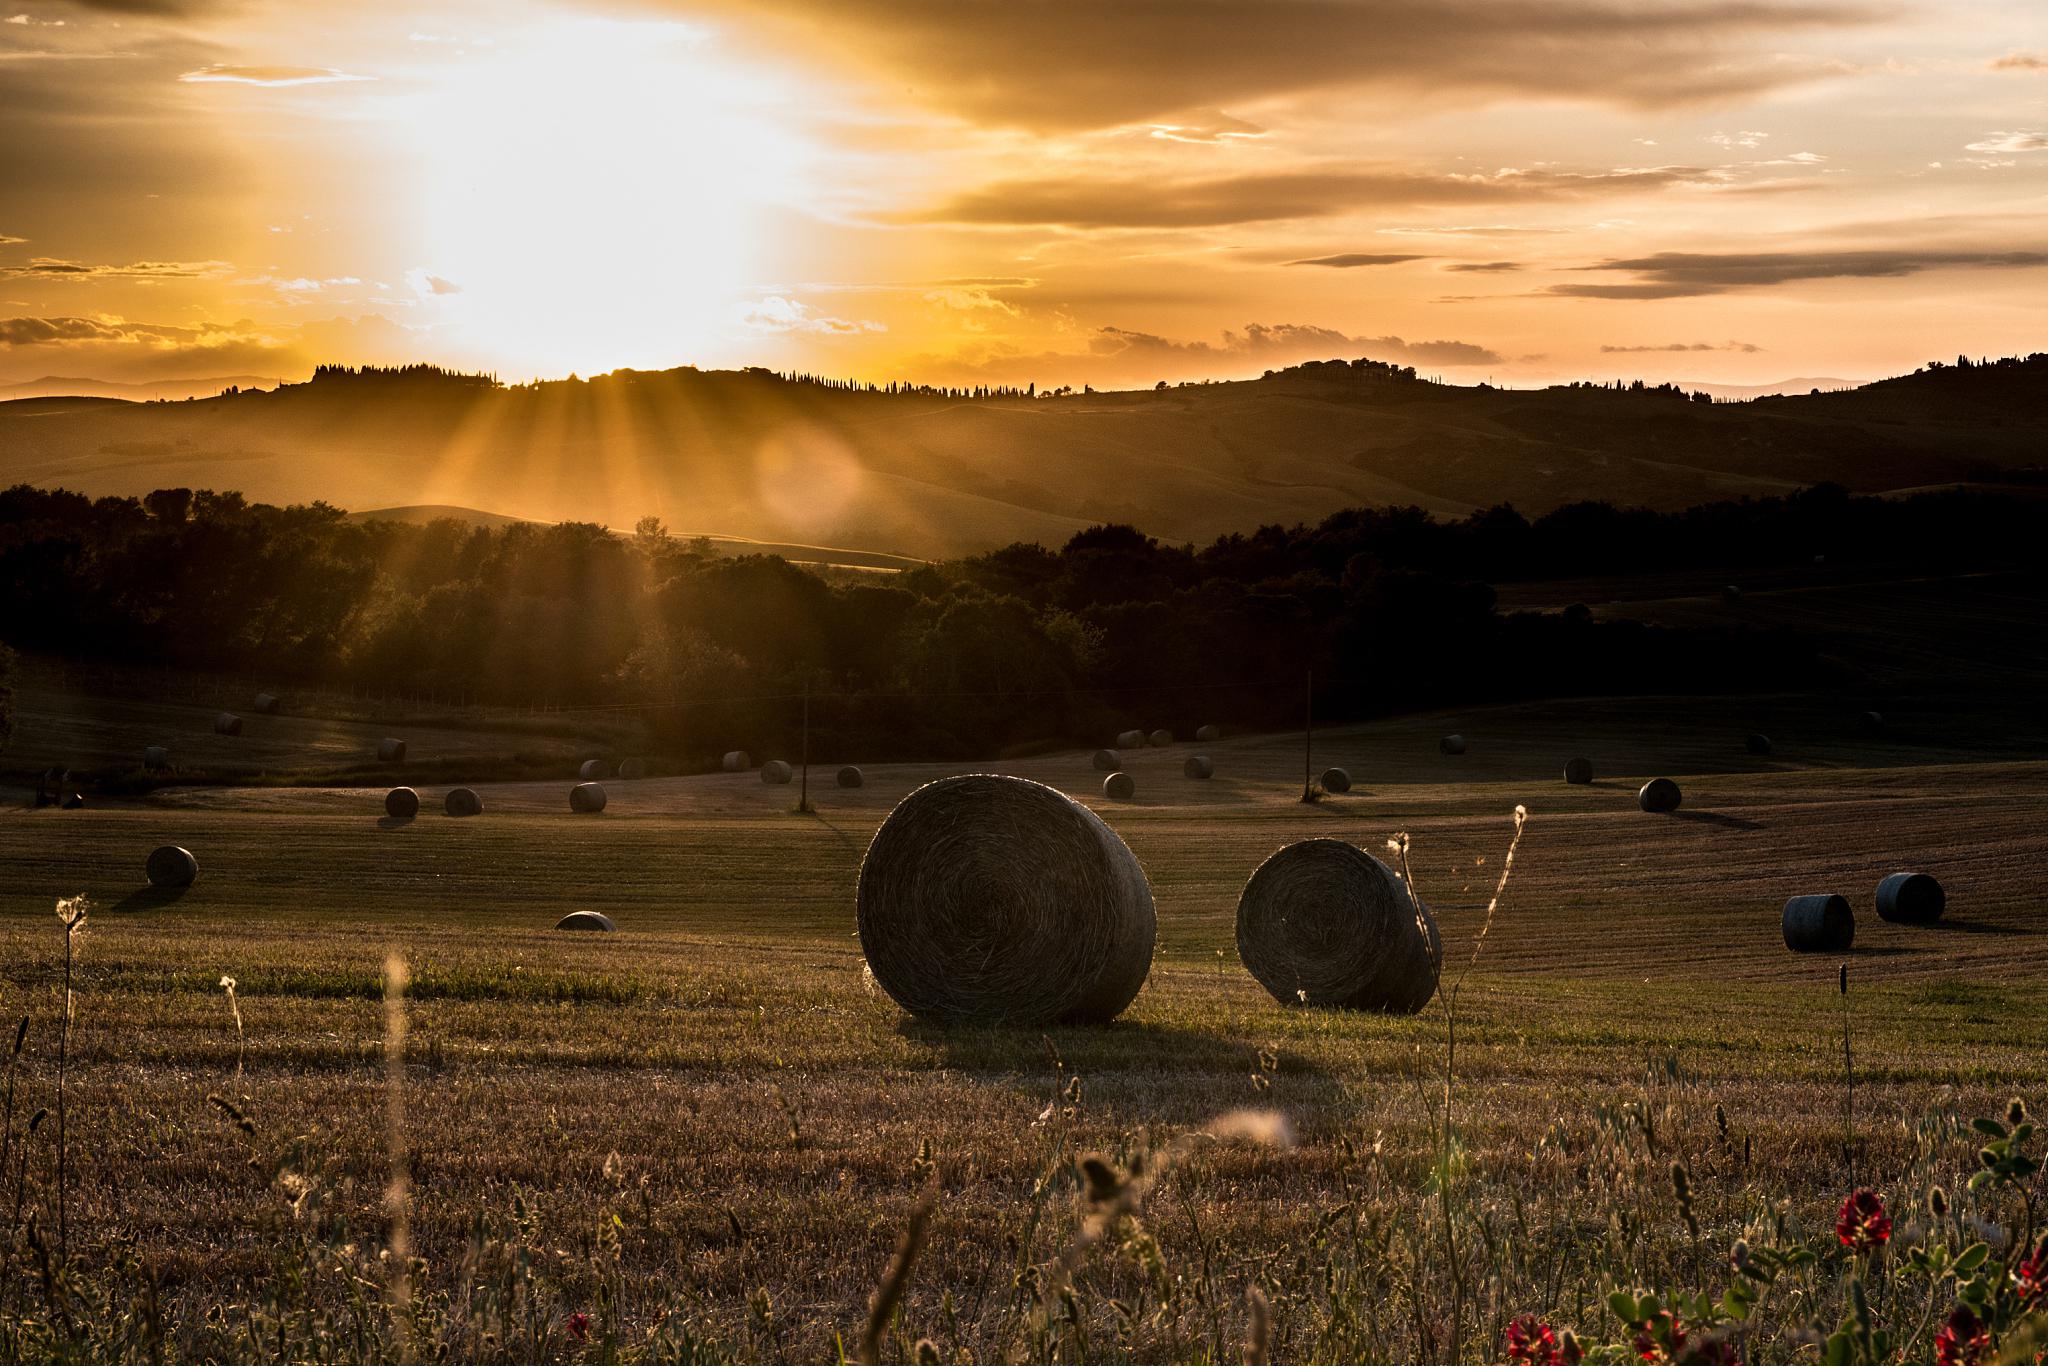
left=1638, top=778, right=1682, bottom=813
left=1184, top=754, right=1214, bottom=780
left=569, top=782, right=607, bottom=813
left=253, top=693, right=281, bottom=714
left=1783, top=894, right=1854, bottom=952
left=618, top=758, right=649, bottom=780
left=1236, top=839, right=1441, bottom=1013
left=578, top=759, right=611, bottom=781
left=1195, top=724, right=1221, bottom=742
left=214, top=712, right=243, bottom=737
left=555, top=911, right=615, bottom=932
left=445, top=787, right=483, bottom=818
left=1319, top=767, right=1352, bottom=795
left=1876, top=871, right=1945, bottom=924
left=377, top=738, right=407, bottom=763
left=1746, top=734, right=1773, bottom=756
left=146, top=845, right=199, bottom=889
left=1148, top=729, right=1173, bottom=747
left=1563, top=757, right=1593, bottom=785
left=384, top=787, right=420, bottom=819
left=837, top=765, right=865, bottom=789
left=1439, top=734, right=1466, bottom=756
left=143, top=746, right=170, bottom=770
left=1115, top=729, right=1146, bottom=750
left=1092, top=749, right=1121, bottom=772
left=1103, top=771, right=1135, bottom=800
left=721, top=750, right=751, bottom=773
left=1861, top=710, right=1886, bottom=732
left=761, top=760, right=794, bottom=785
left=856, top=774, right=1156, bottom=1026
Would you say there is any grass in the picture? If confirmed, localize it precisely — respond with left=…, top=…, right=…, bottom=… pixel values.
left=2, top=703, right=2047, bottom=1358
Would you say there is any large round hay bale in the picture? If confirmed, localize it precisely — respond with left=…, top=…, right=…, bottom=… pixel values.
left=1103, top=771, right=1135, bottom=800
left=384, top=787, right=420, bottom=819
left=1439, top=734, right=1467, bottom=756
left=555, top=910, right=615, bottom=932
left=1184, top=754, right=1214, bottom=780
left=578, top=759, right=611, bottom=781
left=214, top=712, right=244, bottom=737
left=1148, top=729, right=1173, bottom=747
left=444, top=787, right=483, bottom=818
left=1876, top=871, right=1944, bottom=925
left=143, top=746, right=170, bottom=771
left=761, top=759, right=793, bottom=785
left=377, top=738, right=407, bottom=763
left=1236, top=839, right=1441, bottom=1013
left=1746, top=733, right=1773, bottom=756
left=855, top=774, right=1156, bottom=1025
left=253, top=693, right=281, bottom=714
left=721, top=750, right=751, bottom=773
left=146, top=845, right=199, bottom=889
left=1319, top=767, right=1352, bottom=795
left=1115, top=729, right=1146, bottom=750
left=1092, top=748, right=1121, bottom=772
left=1563, top=757, right=1593, bottom=785
left=1638, top=778, right=1682, bottom=812
left=837, top=765, right=864, bottom=789
left=1195, top=724, right=1221, bottom=742
left=1783, top=894, right=1854, bottom=952
left=618, top=758, right=649, bottom=780
left=569, top=782, right=607, bottom=813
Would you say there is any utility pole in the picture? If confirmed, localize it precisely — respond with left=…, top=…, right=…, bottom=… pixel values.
left=1300, top=668, right=1315, bottom=803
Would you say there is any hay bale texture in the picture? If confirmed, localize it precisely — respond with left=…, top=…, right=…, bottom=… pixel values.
left=384, top=787, right=420, bottom=819
left=214, top=712, right=243, bottom=737
left=253, top=693, right=281, bottom=714
left=1148, top=729, right=1173, bottom=747
left=555, top=911, right=615, bottom=932
left=855, top=774, right=1156, bottom=1025
left=1103, top=772, right=1135, bottom=800
left=1783, top=894, right=1854, bottom=952
left=721, top=750, right=751, bottom=773
left=837, top=765, right=864, bottom=788
left=1746, top=733, right=1773, bottom=756
left=1319, top=767, right=1352, bottom=794
left=569, top=782, right=607, bottom=813
left=445, top=787, right=483, bottom=818
left=377, top=738, right=407, bottom=763
left=146, top=845, right=199, bottom=889
left=1195, top=724, right=1220, bottom=742
left=578, top=759, right=611, bottom=781
left=1184, top=754, right=1214, bottom=780
left=1563, top=757, right=1593, bottom=785
left=1876, top=871, right=1945, bottom=924
left=1236, top=839, right=1441, bottom=1013
left=761, top=760, right=793, bottom=785
left=143, top=746, right=170, bottom=770
left=619, top=758, right=649, bottom=780
left=1092, top=748, right=1121, bottom=772
left=1638, top=778, right=1682, bottom=812
left=1439, top=734, right=1467, bottom=756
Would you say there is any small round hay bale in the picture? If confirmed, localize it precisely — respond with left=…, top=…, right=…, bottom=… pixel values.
left=1115, top=729, right=1146, bottom=750
left=1103, top=771, right=1135, bottom=800
left=1320, top=767, right=1352, bottom=794
left=1563, top=757, right=1593, bottom=785
left=1148, top=729, right=1173, bottom=747
left=855, top=774, right=1156, bottom=1025
left=1184, top=754, right=1214, bottom=780
left=1638, top=777, right=1682, bottom=813
left=61, top=794, right=84, bottom=810
left=384, top=787, right=420, bottom=819
left=377, top=738, right=407, bottom=763
left=253, top=692, right=281, bottom=714
left=721, top=750, right=751, bottom=773
left=1563, top=602, right=1592, bottom=623
left=1236, top=839, right=1442, bottom=1013
left=214, top=712, right=244, bottom=737
left=146, top=845, right=198, bottom=889
left=1746, top=733, right=1773, bottom=756
left=837, top=765, right=864, bottom=789
left=578, top=758, right=611, bottom=781
left=444, top=787, right=483, bottom=818
left=761, top=760, right=793, bottom=785
left=569, top=782, right=607, bottom=813
left=1092, top=748, right=1121, bottom=772
left=1195, top=724, right=1220, bottom=742
left=1439, top=734, right=1467, bottom=756
left=618, top=758, right=649, bottom=780
left=1860, top=710, right=1886, bottom=732
left=143, top=746, right=170, bottom=770
left=555, top=910, right=615, bottom=932
left=1720, top=584, right=1742, bottom=602
left=1876, top=871, right=1944, bottom=925
left=1783, top=894, right=1854, bottom=952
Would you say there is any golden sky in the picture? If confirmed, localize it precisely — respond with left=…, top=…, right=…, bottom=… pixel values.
left=2, top=0, right=2044, bottom=391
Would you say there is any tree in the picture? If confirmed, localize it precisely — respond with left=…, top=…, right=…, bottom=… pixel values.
left=0, top=641, right=14, bottom=757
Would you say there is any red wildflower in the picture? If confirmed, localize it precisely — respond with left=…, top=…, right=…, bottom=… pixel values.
left=1634, top=1310, right=1689, bottom=1363
left=2017, top=1237, right=2048, bottom=1305
left=1507, top=1316, right=1582, bottom=1366
left=567, top=1312, right=590, bottom=1343
left=1935, top=1307, right=1991, bottom=1366
left=1835, top=1189, right=1892, bottom=1253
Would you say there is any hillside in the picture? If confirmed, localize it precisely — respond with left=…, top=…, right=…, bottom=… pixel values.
left=2, top=354, right=2041, bottom=557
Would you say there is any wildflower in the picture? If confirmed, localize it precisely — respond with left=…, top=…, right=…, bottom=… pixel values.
left=566, top=1312, right=590, bottom=1343
left=1507, top=1316, right=1582, bottom=1366
left=1836, top=1189, right=1892, bottom=1252
left=2015, top=1236, right=2048, bottom=1305
left=1633, top=1310, right=1688, bottom=1362
left=1934, top=1307, right=1990, bottom=1366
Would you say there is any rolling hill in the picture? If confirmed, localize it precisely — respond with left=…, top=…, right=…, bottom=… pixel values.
left=1, top=354, right=2040, bottom=558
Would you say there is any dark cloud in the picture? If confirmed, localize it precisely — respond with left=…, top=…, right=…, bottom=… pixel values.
left=1991, top=52, right=2047, bottom=71
left=0, top=257, right=231, bottom=280
left=0, top=314, right=257, bottom=346
left=1600, top=340, right=1764, bottom=353
left=1092, top=321, right=1502, bottom=368
left=915, top=164, right=1727, bottom=228
left=1287, top=253, right=1430, bottom=268
left=1444, top=261, right=1522, bottom=272
left=704, top=0, right=1875, bottom=131
left=1552, top=248, right=2048, bottom=298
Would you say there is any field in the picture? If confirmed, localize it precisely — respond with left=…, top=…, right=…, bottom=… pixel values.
left=4, top=693, right=2047, bottom=1359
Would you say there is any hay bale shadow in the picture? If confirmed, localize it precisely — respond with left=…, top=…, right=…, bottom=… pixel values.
left=112, top=885, right=191, bottom=914
left=891, top=1016, right=1331, bottom=1089
left=377, top=815, right=416, bottom=831
left=1932, top=919, right=2027, bottom=937
left=1668, top=810, right=1766, bottom=831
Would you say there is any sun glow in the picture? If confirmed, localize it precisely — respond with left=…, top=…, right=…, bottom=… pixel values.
left=398, top=17, right=810, bottom=378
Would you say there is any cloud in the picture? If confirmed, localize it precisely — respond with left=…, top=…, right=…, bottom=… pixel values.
left=1964, top=131, right=2048, bottom=153
left=1600, top=340, right=1764, bottom=353
left=914, top=164, right=1730, bottom=228
left=739, top=295, right=886, bottom=335
left=1145, top=109, right=1265, bottom=144
left=1551, top=248, right=2048, bottom=298
left=0, top=234, right=24, bottom=245
left=178, top=65, right=373, bottom=87
left=0, top=256, right=230, bottom=280
left=1990, top=52, right=2046, bottom=71
left=1287, top=253, right=1429, bottom=268
left=1444, top=260, right=1522, bottom=273
left=1092, top=321, right=1502, bottom=368
left=0, top=313, right=272, bottom=347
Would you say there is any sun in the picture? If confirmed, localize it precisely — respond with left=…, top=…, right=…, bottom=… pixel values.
left=398, top=16, right=809, bottom=378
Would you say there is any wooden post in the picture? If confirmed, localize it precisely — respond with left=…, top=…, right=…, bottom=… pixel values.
left=799, top=681, right=812, bottom=812
left=1301, top=668, right=1314, bottom=802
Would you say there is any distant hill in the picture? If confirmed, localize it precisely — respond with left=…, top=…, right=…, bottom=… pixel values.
left=2, top=353, right=2041, bottom=557
left=0, top=374, right=282, bottom=403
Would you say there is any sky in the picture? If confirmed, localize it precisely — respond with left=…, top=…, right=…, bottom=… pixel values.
left=1, top=0, right=2044, bottom=392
